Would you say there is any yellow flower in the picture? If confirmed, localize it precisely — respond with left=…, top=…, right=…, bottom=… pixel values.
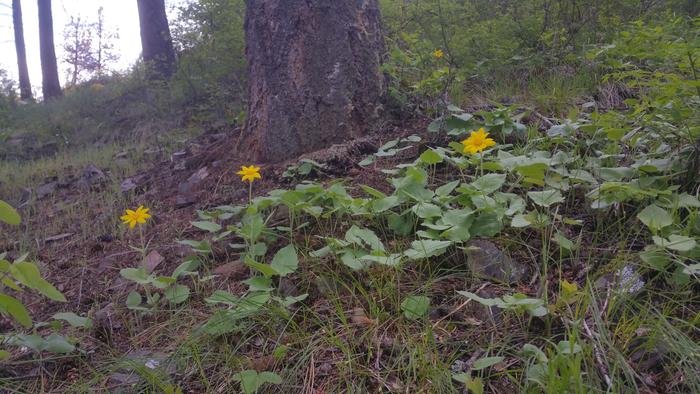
left=433, top=49, right=444, bottom=59
left=120, top=206, right=152, bottom=229
left=237, top=165, right=262, bottom=183
left=462, top=128, right=496, bottom=155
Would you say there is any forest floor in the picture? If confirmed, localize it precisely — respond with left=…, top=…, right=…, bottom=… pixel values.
left=1, top=94, right=698, bottom=393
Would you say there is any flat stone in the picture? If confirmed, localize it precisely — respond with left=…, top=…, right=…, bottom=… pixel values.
left=464, top=240, right=528, bottom=283
left=36, top=181, right=57, bottom=199
left=175, top=193, right=196, bottom=209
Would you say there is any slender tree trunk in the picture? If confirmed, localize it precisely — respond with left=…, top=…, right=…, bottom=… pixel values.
left=38, top=0, right=62, bottom=99
left=13, top=0, right=32, bottom=100
left=242, top=0, right=386, bottom=162
left=136, top=0, right=176, bottom=80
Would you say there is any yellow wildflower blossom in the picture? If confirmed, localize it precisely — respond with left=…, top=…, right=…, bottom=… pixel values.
left=121, top=206, right=152, bottom=229
left=462, top=128, right=496, bottom=154
left=433, top=49, right=444, bottom=59
left=237, top=165, right=262, bottom=183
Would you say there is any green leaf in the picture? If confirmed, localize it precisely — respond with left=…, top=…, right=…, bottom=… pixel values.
left=0, top=294, right=32, bottom=327
left=472, top=173, right=506, bottom=194
left=0, top=350, right=9, bottom=360
left=245, top=256, right=279, bottom=278
left=11, top=333, right=74, bottom=354
left=639, top=247, right=670, bottom=270
left=412, top=203, right=443, bottom=219
left=233, top=370, right=282, bottom=394
left=637, top=204, right=673, bottom=231
left=419, top=149, right=443, bottom=165
left=270, top=244, right=299, bottom=277
left=653, top=235, right=697, bottom=252
left=511, top=214, right=531, bottom=228
left=10, top=262, right=66, bottom=302
left=436, top=180, right=460, bottom=197
left=361, top=185, right=387, bottom=198
left=0, top=200, right=21, bottom=225
left=191, top=221, right=222, bottom=233
left=683, top=264, right=700, bottom=276
left=470, top=212, right=502, bottom=237
left=527, top=189, right=565, bottom=207
left=120, top=267, right=152, bottom=285
left=516, top=163, right=548, bottom=183
left=400, top=295, right=430, bottom=320
left=553, top=232, right=575, bottom=251
left=404, top=239, right=452, bottom=260
left=345, top=225, right=385, bottom=252
left=472, top=356, right=504, bottom=371
left=52, top=312, right=92, bottom=328
left=457, top=291, right=504, bottom=307
left=172, top=258, right=201, bottom=278
left=557, top=340, right=582, bottom=354
left=164, top=285, right=190, bottom=304
left=360, top=253, right=403, bottom=267
left=126, top=291, right=142, bottom=309
left=372, top=196, right=400, bottom=213
left=43, top=333, right=75, bottom=353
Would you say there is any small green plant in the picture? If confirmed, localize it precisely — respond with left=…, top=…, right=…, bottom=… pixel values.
left=119, top=206, right=191, bottom=312
left=458, top=291, right=548, bottom=317
left=0, top=200, right=89, bottom=358
left=232, top=370, right=282, bottom=394
left=282, top=159, right=327, bottom=179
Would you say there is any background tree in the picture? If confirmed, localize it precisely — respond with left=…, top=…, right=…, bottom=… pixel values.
left=137, top=0, right=176, bottom=80
left=12, top=0, right=32, bottom=100
left=63, top=16, right=94, bottom=86
left=93, top=6, right=119, bottom=78
left=38, top=0, right=62, bottom=99
left=242, top=0, right=386, bottom=162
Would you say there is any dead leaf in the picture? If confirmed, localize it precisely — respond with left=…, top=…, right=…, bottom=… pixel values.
left=144, top=250, right=164, bottom=273
left=350, top=307, right=375, bottom=327
left=250, top=355, right=275, bottom=372
left=212, top=261, right=248, bottom=279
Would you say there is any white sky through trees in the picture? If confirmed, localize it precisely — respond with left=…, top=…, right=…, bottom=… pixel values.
left=0, top=0, right=186, bottom=94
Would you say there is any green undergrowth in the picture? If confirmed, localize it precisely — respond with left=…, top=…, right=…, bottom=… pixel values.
left=1, top=15, right=699, bottom=394
left=101, top=19, right=698, bottom=392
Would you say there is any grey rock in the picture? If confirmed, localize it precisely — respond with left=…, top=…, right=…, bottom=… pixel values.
left=465, top=239, right=528, bottom=283
left=120, top=178, right=138, bottom=192
left=36, top=181, right=57, bottom=199
left=106, top=351, right=174, bottom=393
left=595, top=264, right=644, bottom=295
left=175, top=193, right=196, bottom=208
left=178, top=167, right=209, bottom=194
left=79, top=164, right=106, bottom=187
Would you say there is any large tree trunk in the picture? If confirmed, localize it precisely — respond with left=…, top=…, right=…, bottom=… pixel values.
left=38, top=0, right=62, bottom=100
left=13, top=0, right=32, bottom=100
left=243, top=0, right=386, bottom=162
left=137, top=0, right=176, bottom=80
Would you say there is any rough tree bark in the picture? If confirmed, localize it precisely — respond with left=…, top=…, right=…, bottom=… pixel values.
left=38, top=0, right=62, bottom=99
left=243, top=0, right=386, bottom=162
left=136, top=0, right=177, bottom=80
left=13, top=0, right=32, bottom=100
